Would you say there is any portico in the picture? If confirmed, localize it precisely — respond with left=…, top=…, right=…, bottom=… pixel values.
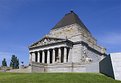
left=29, top=37, right=73, bottom=65
left=30, top=47, right=69, bottom=64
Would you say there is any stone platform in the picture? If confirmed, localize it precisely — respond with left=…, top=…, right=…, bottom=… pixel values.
left=31, top=62, right=99, bottom=73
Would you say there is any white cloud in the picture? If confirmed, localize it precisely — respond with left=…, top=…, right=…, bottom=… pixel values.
left=0, top=0, right=31, bottom=12
left=97, top=32, right=121, bottom=53
left=98, top=32, right=121, bottom=45
left=0, top=52, right=13, bottom=58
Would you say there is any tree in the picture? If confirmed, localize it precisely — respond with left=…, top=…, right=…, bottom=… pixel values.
left=2, top=58, right=7, bottom=67
left=10, top=55, right=19, bottom=69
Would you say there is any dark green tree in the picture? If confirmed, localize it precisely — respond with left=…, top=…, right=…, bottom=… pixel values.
left=2, top=58, right=7, bottom=67
left=10, top=55, right=19, bottom=69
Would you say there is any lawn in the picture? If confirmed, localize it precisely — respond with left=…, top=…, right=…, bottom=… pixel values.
left=0, top=73, right=120, bottom=83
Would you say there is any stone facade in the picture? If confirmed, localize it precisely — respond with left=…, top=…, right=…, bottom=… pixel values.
left=29, top=11, right=106, bottom=73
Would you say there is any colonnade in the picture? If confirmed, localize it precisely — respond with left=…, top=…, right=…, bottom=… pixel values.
left=30, top=47, right=69, bottom=64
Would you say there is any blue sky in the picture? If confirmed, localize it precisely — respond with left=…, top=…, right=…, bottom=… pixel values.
left=0, top=0, right=121, bottom=66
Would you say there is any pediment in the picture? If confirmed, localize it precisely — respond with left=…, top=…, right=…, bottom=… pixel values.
left=30, top=36, right=66, bottom=48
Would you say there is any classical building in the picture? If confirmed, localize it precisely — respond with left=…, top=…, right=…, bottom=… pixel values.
left=29, top=11, right=106, bottom=72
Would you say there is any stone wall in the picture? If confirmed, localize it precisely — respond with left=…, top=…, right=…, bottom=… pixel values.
left=48, top=24, right=80, bottom=41
left=87, top=48, right=102, bottom=63
left=48, top=23, right=105, bottom=54
left=99, top=53, right=121, bottom=80
left=71, top=44, right=82, bottom=63
left=86, top=62, right=99, bottom=72
left=31, top=63, right=86, bottom=73
left=31, top=62, right=100, bottom=73
left=7, top=66, right=32, bottom=73
left=110, top=53, right=121, bottom=80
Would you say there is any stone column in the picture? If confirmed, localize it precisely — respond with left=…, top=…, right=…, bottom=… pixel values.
left=58, top=48, right=61, bottom=63
left=32, top=52, right=35, bottom=62
left=64, top=47, right=67, bottom=63
left=47, top=50, right=50, bottom=64
left=42, top=51, right=45, bottom=63
left=37, top=51, right=40, bottom=63
left=68, top=48, right=72, bottom=63
left=52, top=49, right=55, bottom=63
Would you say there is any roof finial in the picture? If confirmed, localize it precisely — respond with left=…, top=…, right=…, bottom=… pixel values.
left=70, top=9, right=73, bottom=13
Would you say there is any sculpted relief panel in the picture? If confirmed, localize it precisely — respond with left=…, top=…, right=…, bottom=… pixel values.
left=81, top=46, right=93, bottom=63
left=31, top=37, right=63, bottom=47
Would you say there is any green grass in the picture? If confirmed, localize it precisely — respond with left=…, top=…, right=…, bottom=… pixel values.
left=0, top=73, right=120, bottom=83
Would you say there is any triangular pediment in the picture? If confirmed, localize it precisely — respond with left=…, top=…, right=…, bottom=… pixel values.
left=30, top=36, right=66, bottom=48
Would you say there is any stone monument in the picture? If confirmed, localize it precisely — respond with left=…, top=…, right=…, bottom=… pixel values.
left=29, top=11, right=106, bottom=72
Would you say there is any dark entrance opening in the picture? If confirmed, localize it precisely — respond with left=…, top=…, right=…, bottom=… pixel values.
left=40, top=51, right=42, bottom=63
left=44, top=50, right=47, bottom=63
left=61, top=47, right=64, bottom=63
left=50, top=49, right=53, bottom=64
left=35, top=52, right=38, bottom=62
left=55, top=48, right=58, bottom=62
